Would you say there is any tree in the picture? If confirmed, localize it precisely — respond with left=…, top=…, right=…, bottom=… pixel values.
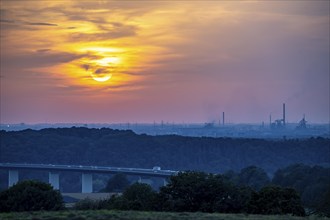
left=316, top=185, right=330, bottom=217
left=247, top=186, right=305, bottom=216
left=108, top=183, right=157, bottom=211
left=103, top=173, right=130, bottom=192
left=238, top=166, right=270, bottom=191
left=272, top=164, right=330, bottom=209
left=158, top=171, right=245, bottom=213
left=0, top=180, right=64, bottom=212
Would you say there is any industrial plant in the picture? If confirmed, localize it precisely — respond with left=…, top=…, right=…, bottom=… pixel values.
left=1, top=103, right=329, bottom=139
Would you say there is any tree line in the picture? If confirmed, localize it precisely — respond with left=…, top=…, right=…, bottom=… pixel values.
left=0, top=127, right=328, bottom=175
left=0, top=172, right=306, bottom=216
left=101, top=164, right=329, bottom=215
left=1, top=168, right=328, bottom=216
left=76, top=171, right=307, bottom=216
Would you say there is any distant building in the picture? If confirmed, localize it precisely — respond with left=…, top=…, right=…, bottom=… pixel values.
left=296, top=116, right=307, bottom=129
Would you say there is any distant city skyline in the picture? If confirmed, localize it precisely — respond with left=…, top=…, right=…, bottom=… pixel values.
left=1, top=1, right=329, bottom=124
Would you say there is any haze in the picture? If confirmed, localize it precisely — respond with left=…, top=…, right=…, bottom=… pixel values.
left=1, top=1, right=329, bottom=124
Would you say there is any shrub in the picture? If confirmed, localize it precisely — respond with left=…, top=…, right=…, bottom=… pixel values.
left=0, top=180, right=64, bottom=212
left=74, top=198, right=109, bottom=210
left=107, top=183, right=157, bottom=211
left=102, top=173, right=130, bottom=193
left=247, top=186, right=305, bottom=216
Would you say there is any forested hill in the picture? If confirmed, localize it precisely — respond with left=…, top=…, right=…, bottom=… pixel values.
left=0, top=127, right=329, bottom=174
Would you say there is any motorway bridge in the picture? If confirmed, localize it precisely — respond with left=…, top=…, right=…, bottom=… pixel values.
left=0, top=163, right=178, bottom=193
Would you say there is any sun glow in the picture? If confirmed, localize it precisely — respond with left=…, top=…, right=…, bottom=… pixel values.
left=96, top=57, right=120, bottom=66
left=79, top=47, right=123, bottom=53
left=90, top=74, right=112, bottom=82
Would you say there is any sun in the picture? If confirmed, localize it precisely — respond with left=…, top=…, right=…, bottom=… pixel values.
left=90, top=73, right=112, bottom=82
left=87, top=56, right=121, bottom=82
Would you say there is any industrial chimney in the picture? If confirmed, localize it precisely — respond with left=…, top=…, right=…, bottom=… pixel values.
left=222, top=112, right=225, bottom=126
left=283, top=103, right=286, bottom=126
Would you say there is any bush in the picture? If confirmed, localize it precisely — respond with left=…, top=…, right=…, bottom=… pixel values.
left=316, top=185, right=330, bottom=217
left=105, top=183, right=157, bottom=211
left=158, top=171, right=248, bottom=213
left=0, top=180, right=64, bottom=212
left=74, top=198, right=109, bottom=210
left=102, top=173, right=130, bottom=193
left=247, top=186, right=305, bottom=216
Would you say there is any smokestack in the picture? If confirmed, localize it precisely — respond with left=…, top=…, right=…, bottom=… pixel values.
left=222, top=112, right=225, bottom=126
left=283, top=103, right=286, bottom=126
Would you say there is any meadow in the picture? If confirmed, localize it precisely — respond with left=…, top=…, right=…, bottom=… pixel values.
left=0, top=210, right=329, bottom=220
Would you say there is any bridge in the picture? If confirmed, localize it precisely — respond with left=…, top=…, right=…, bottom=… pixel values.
left=0, top=163, right=178, bottom=193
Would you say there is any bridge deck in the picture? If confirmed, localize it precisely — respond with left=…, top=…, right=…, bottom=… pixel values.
left=0, top=163, right=178, bottom=177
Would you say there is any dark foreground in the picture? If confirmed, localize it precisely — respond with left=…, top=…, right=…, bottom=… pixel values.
left=0, top=210, right=329, bottom=220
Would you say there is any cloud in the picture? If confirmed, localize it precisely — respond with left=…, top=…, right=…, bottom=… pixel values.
left=1, top=51, right=84, bottom=71
left=94, top=68, right=109, bottom=74
left=0, top=19, right=15, bottom=23
left=81, top=64, right=90, bottom=71
left=69, top=23, right=137, bottom=41
left=36, top=49, right=52, bottom=53
left=25, top=22, right=58, bottom=26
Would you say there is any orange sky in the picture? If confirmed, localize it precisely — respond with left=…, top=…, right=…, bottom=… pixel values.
left=1, top=1, right=329, bottom=124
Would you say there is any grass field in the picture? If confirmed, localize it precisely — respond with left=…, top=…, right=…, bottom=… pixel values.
left=0, top=210, right=329, bottom=220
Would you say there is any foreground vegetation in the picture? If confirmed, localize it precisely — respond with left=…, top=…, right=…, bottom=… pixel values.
left=0, top=180, right=64, bottom=212
left=2, top=171, right=329, bottom=216
left=0, top=210, right=329, bottom=220
left=73, top=172, right=306, bottom=216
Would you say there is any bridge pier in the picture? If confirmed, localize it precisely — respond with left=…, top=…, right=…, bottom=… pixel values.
left=8, top=170, right=19, bottom=187
left=82, top=173, right=93, bottom=193
left=163, top=178, right=168, bottom=186
left=49, top=172, right=59, bottom=190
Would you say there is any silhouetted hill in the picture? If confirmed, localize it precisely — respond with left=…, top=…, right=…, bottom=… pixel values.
left=1, top=127, right=329, bottom=175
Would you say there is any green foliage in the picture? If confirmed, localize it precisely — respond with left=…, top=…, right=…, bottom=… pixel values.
left=224, top=166, right=270, bottom=191
left=238, top=166, right=270, bottom=191
left=0, top=210, right=325, bottom=220
left=100, top=171, right=304, bottom=216
left=0, top=180, right=64, bottom=212
left=272, top=164, right=330, bottom=210
left=316, top=185, right=330, bottom=217
left=247, top=186, right=305, bottom=216
left=74, top=198, right=109, bottom=210
left=108, top=183, right=157, bottom=211
left=158, top=171, right=252, bottom=213
left=102, top=173, right=130, bottom=192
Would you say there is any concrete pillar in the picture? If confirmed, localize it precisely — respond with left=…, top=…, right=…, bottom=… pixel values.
left=82, top=173, right=93, bottom=193
left=49, top=172, right=59, bottom=190
left=163, top=178, right=168, bottom=186
left=9, top=170, right=18, bottom=187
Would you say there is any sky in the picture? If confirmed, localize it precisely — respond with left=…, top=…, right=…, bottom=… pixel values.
left=0, top=0, right=329, bottom=124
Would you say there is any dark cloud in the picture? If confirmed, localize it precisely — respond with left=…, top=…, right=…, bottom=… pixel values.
left=2, top=51, right=84, bottom=71
left=94, top=68, right=111, bottom=75
left=110, top=22, right=123, bottom=27
left=66, top=14, right=88, bottom=21
left=25, top=22, right=58, bottom=26
left=0, top=20, right=58, bottom=30
left=36, top=49, right=51, bottom=53
left=81, top=64, right=90, bottom=71
left=0, top=19, right=15, bottom=23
